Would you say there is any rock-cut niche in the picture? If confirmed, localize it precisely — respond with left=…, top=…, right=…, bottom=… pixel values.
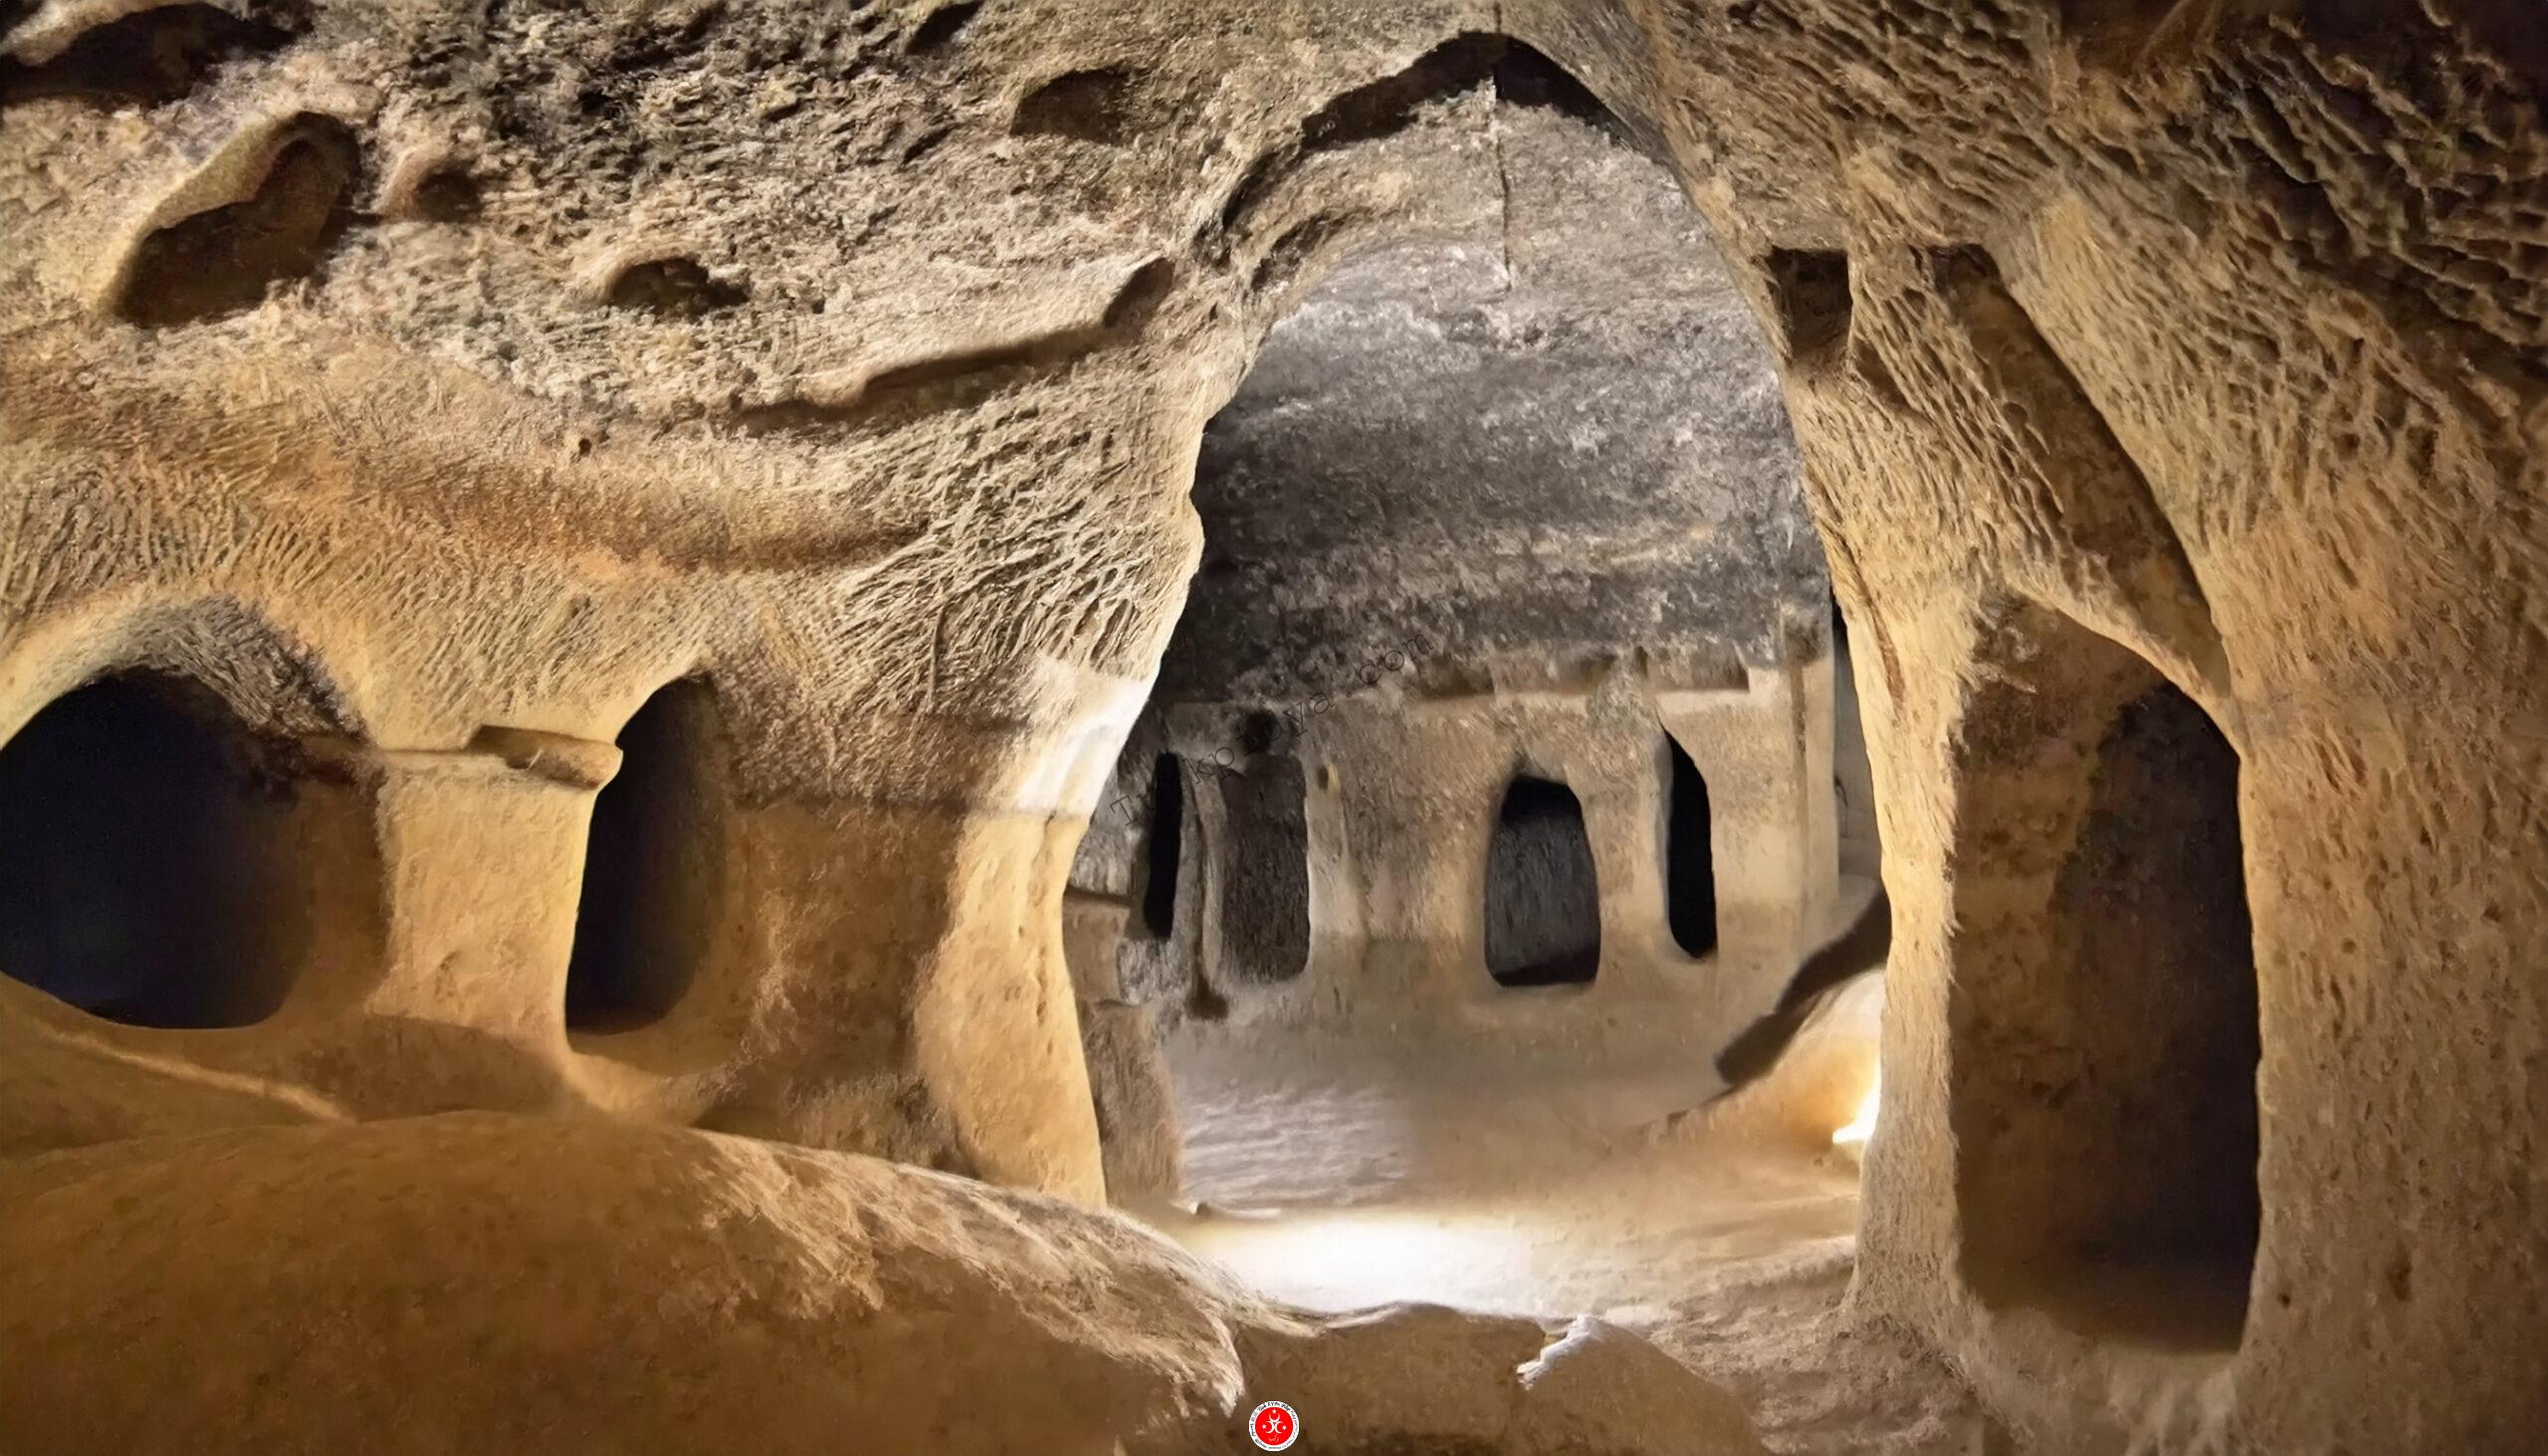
left=1485, top=773, right=1601, bottom=986
left=0, top=673, right=319, bottom=1027
left=565, top=679, right=730, bottom=1034
left=1219, top=751, right=1311, bottom=984
left=1139, top=753, right=1184, bottom=937
left=1664, top=734, right=1718, bottom=958
left=1953, top=608, right=2259, bottom=1350
left=113, top=113, right=361, bottom=328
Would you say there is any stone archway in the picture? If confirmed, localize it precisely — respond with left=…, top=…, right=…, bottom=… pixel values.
left=565, top=678, right=732, bottom=1035
left=1485, top=772, right=1602, bottom=987
left=0, top=672, right=320, bottom=1028
left=1947, top=604, right=2259, bottom=1350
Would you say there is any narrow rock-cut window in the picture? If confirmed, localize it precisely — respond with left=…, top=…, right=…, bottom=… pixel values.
left=1955, top=615, right=2259, bottom=1350
left=1484, top=773, right=1600, bottom=986
left=0, top=674, right=313, bottom=1027
left=1664, top=734, right=1718, bottom=957
left=566, top=679, right=728, bottom=1033
left=1220, top=754, right=1310, bottom=983
left=1141, top=753, right=1183, bottom=936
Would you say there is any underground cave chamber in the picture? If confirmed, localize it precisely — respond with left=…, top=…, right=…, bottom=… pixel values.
left=1055, top=45, right=1890, bottom=1231
left=1, top=3, right=2542, bottom=1452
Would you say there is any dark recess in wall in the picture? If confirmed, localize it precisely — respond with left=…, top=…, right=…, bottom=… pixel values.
left=566, top=679, right=729, bottom=1033
left=1486, top=41, right=1619, bottom=135
left=1764, top=248, right=1850, bottom=363
left=1141, top=753, right=1184, bottom=937
left=0, top=3, right=295, bottom=108
left=1220, top=755, right=1311, bottom=983
left=114, top=113, right=361, bottom=327
left=1485, top=774, right=1601, bottom=986
left=1011, top=66, right=1141, bottom=143
left=605, top=256, right=747, bottom=317
left=0, top=674, right=313, bottom=1027
left=1960, top=655, right=2259, bottom=1351
left=906, top=0, right=980, bottom=53
left=1665, top=734, right=1718, bottom=957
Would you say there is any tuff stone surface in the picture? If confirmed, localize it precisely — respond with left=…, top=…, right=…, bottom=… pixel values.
left=0, top=0, right=2542, bottom=1449
left=0, top=1112, right=1764, bottom=1456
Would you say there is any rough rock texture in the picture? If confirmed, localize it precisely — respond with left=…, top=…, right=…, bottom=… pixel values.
left=1, top=0, right=2544, bottom=1449
left=1831, top=626, right=1881, bottom=880
left=1645, top=6, right=2548, bottom=1449
left=0, top=1113, right=1246, bottom=1456
left=1160, top=102, right=1819, bottom=705
left=1514, top=1317, right=1776, bottom=1456
left=0, top=1111, right=1763, bottom=1456
left=1079, top=995, right=1185, bottom=1199
left=1136, top=1305, right=1771, bottom=1456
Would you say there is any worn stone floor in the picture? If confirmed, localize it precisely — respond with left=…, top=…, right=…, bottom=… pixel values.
left=1141, top=1025, right=1998, bottom=1454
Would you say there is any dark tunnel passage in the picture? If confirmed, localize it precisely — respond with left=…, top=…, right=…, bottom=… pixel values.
left=0, top=674, right=316, bottom=1028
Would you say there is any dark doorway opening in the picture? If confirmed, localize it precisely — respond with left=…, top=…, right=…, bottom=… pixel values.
left=1485, top=773, right=1601, bottom=986
left=0, top=673, right=313, bottom=1027
left=1140, top=753, right=1184, bottom=937
left=1221, top=754, right=1311, bottom=983
left=1664, top=734, right=1718, bottom=957
left=1956, top=622, right=2259, bottom=1351
left=566, top=679, right=727, bottom=1034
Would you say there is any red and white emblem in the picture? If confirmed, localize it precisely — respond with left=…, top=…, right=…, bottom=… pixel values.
left=1247, top=1399, right=1300, bottom=1451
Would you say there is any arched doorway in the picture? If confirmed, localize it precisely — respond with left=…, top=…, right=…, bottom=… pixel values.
left=0, top=673, right=318, bottom=1027
left=1485, top=772, right=1602, bottom=986
left=565, top=679, right=730, bottom=1034
left=1952, top=606, right=2258, bottom=1350
left=1664, top=733, right=1718, bottom=958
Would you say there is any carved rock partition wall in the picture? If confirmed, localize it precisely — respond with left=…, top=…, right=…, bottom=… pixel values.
left=1098, top=664, right=1840, bottom=1039
left=1, top=0, right=2542, bottom=1448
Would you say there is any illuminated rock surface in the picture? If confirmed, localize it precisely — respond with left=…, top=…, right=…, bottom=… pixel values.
left=1, top=0, right=2543, bottom=1449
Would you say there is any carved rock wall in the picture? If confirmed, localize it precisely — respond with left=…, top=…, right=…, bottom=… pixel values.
left=0, top=0, right=2541, bottom=1448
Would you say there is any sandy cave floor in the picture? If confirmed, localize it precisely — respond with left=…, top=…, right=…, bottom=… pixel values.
left=1136, top=1026, right=1998, bottom=1455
